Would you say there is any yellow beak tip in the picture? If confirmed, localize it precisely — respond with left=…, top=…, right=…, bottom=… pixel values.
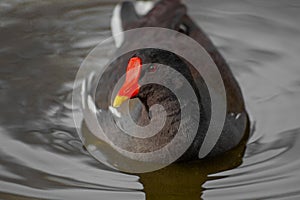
left=112, top=95, right=129, bottom=108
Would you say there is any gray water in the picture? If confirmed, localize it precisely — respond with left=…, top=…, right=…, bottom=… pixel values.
left=1, top=0, right=300, bottom=199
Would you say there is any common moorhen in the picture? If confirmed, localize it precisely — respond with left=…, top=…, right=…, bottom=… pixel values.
left=92, top=0, right=249, bottom=166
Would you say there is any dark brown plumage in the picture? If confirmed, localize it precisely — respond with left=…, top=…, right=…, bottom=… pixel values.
left=96, top=0, right=249, bottom=161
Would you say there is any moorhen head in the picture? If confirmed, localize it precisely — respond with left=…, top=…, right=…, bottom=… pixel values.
left=110, top=48, right=201, bottom=155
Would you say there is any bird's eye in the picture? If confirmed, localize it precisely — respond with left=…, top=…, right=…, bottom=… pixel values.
left=148, top=64, right=157, bottom=72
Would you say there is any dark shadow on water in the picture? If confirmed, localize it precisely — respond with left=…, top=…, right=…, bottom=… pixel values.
left=139, top=124, right=250, bottom=200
